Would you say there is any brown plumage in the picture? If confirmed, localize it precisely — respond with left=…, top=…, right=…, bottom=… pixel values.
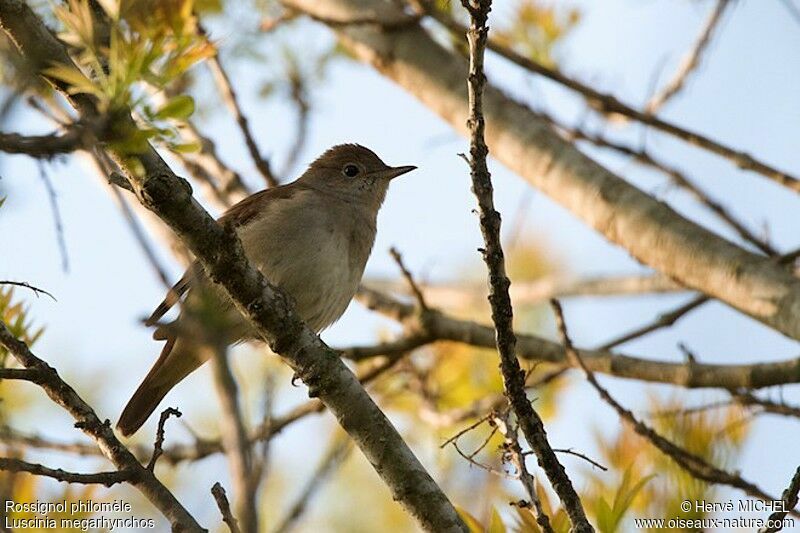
left=117, top=144, right=416, bottom=436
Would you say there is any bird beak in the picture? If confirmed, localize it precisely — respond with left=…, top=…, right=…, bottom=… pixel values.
left=375, top=165, right=417, bottom=180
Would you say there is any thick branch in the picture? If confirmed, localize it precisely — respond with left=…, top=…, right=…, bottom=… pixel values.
left=291, top=0, right=800, bottom=340
left=0, top=3, right=465, bottom=530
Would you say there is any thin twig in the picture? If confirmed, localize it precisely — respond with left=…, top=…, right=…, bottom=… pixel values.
left=0, top=457, right=133, bottom=486
left=0, top=280, right=56, bottom=301
left=492, top=410, right=554, bottom=533
left=212, top=482, right=242, bottom=533
left=551, top=448, right=607, bottom=472
left=551, top=299, right=792, bottom=514
left=200, top=24, right=278, bottom=188
left=37, top=162, right=69, bottom=272
left=147, top=407, right=182, bottom=471
left=210, top=344, right=258, bottom=533
left=645, top=0, right=731, bottom=113
left=389, top=247, right=428, bottom=310
left=597, top=295, right=708, bottom=350
left=459, top=1, right=592, bottom=530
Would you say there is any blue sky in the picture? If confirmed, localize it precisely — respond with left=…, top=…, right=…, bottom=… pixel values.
left=1, top=0, right=799, bottom=529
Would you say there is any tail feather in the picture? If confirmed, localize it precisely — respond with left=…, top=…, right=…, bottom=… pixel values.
left=117, top=337, right=206, bottom=437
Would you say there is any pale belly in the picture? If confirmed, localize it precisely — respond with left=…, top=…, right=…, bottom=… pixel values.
left=236, top=207, right=374, bottom=334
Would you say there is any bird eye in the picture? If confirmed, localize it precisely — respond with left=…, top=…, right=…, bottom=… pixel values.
left=343, top=164, right=360, bottom=177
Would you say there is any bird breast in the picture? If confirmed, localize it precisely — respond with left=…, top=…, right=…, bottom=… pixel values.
left=237, top=189, right=377, bottom=332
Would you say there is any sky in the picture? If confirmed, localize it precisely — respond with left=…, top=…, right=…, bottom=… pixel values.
left=1, top=0, right=799, bottom=530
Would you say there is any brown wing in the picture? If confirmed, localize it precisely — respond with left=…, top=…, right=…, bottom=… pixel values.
left=219, top=182, right=302, bottom=228
left=145, top=182, right=302, bottom=328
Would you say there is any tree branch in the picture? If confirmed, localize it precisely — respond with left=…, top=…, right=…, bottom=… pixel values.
left=0, top=3, right=466, bottom=530
left=551, top=299, right=793, bottom=515
left=210, top=344, right=259, bottom=533
left=645, top=0, right=732, bottom=113
left=0, top=122, right=93, bottom=157
left=356, top=287, right=800, bottom=390
left=459, top=1, right=592, bottom=530
left=761, top=466, right=800, bottom=533
left=200, top=25, right=279, bottom=188
left=0, top=321, right=205, bottom=531
left=0, top=457, right=133, bottom=486
left=212, top=482, right=242, bottom=533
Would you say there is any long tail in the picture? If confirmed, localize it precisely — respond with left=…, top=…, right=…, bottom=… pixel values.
left=117, top=337, right=208, bottom=437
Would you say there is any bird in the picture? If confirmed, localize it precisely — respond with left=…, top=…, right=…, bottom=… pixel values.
left=117, top=144, right=416, bottom=436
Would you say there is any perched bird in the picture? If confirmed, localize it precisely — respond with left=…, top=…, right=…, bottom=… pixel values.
left=117, top=144, right=415, bottom=436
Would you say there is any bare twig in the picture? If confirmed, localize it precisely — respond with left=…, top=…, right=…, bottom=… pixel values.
left=210, top=344, right=258, bottom=533
left=550, top=448, right=607, bottom=472
left=0, top=457, right=133, bottom=486
left=597, top=295, right=708, bottom=351
left=492, top=411, right=554, bottom=533
left=364, top=273, right=684, bottom=309
left=212, top=482, right=242, bottom=533
left=200, top=25, right=278, bottom=188
left=646, top=0, right=732, bottom=113
left=37, top=163, right=69, bottom=272
left=0, top=280, right=56, bottom=300
left=0, top=121, right=93, bottom=157
left=389, top=247, right=428, bottom=310
left=459, top=1, right=592, bottom=530
left=551, top=299, right=791, bottom=514
left=147, top=407, right=182, bottom=471
left=0, top=320, right=203, bottom=531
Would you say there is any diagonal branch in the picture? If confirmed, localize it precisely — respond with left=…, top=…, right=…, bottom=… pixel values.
left=0, top=3, right=466, bottom=530
left=0, top=321, right=205, bottom=531
left=762, top=466, right=800, bottom=533
left=459, top=1, right=592, bottom=530
left=551, top=300, right=792, bottom=514
left=645, top=0, right=732, bottom=114
left=200, top=25, right=279, bottom=188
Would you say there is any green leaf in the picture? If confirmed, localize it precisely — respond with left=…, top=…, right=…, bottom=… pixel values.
left=153, top=94, right=195, bottom=120
left=42, top=64, right=101, bottom=97
left=168, top=141, right=201, bottom=153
